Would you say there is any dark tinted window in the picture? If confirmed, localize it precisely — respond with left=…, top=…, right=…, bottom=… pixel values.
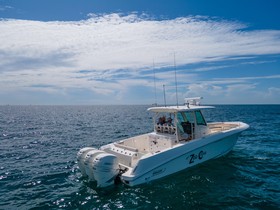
left=195, top=110, right=207, bottom=126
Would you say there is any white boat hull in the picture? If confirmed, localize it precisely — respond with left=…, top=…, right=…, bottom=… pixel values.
left=121, top=131, right=241, bottom=186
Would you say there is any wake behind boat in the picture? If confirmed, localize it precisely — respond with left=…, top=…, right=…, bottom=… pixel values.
left=77, top=97, right=249, bottom=187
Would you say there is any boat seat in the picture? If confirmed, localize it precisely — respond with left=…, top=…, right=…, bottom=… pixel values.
left=169, top=126, right=176, bottom=134
left=155, top=124, right=176, bottom=134
left=163, top=125, right=169, bottom=133
left=155, top=125, right=163, bottom=133
left=114, top=143, right=138, bottom=152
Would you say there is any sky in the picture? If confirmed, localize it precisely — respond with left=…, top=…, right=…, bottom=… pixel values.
left=0, top=0, right=280, bottom=105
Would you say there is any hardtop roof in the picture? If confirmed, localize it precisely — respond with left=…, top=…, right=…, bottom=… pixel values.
left=147, top=105, right=215, bottom=113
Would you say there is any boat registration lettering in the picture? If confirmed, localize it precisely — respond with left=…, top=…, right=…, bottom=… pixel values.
left=187, top=150, right=206, bottom=164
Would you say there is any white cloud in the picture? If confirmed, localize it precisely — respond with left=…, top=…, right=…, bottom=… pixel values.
left=0, top=13, right=280, bottom=104
left=0, top=5, right=13, bottom=11
left=185, top=76, right=280, bottom=104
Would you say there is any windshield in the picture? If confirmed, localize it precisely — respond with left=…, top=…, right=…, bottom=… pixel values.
left=177, top=110, right=206, bottom=126
left=177, top=112, right=194, bottom=123
left=194, top=110, right=207, bottom=126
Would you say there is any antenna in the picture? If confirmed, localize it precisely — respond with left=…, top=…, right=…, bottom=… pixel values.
left=174, top=53, right=179, bottom=107
left=153, top=59, right=157, bottom=106
left=163, top=84, right=166, bottom=107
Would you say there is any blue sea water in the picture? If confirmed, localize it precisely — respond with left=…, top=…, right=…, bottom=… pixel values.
left=0, top=105, right=279, bottom=209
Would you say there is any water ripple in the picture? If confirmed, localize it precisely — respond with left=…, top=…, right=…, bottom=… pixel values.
left=0, top=105, right=279, bottom=209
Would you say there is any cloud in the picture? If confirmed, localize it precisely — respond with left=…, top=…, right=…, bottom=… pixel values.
left=0, top=5, right=13, bottom=11
left=208, top=74, right=280, bottom=83
left=185, top=75, right=280, bottom=104
left=0, top=13, right=280, bottom=104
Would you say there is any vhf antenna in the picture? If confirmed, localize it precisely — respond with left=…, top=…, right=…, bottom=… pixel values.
left=153, top=59, right=157, bottom=106
left=163, top=84, right=166, bottom=107
left=174, top=53, right=179, bottom=107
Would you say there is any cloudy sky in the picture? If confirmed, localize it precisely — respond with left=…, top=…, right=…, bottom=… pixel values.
left=0, top=0, right=280, bottom=105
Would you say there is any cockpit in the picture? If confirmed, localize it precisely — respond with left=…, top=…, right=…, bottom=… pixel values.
left=153, top=110, right=209, bottom=141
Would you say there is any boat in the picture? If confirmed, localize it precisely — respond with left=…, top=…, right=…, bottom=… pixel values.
left=77, top=97, right=249, bottom=187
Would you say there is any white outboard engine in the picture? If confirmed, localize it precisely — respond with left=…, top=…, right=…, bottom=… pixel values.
left=92, top=153, right=119, bottom=188
left=77, top=147, right=96, bottom=177
left=84, top=150, right=105, bottom=181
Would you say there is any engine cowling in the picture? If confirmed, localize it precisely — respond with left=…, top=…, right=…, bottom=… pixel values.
left=77, top=147, right=96, bottom=177
left=84, top=150, right=105, bottom=181
left=92, top=153, right=119, bottom=188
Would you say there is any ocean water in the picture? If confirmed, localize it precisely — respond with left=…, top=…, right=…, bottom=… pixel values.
left=0, top=105, right=279, bottom=209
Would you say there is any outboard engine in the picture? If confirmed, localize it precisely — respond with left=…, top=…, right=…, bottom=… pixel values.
left=92, top=153, right=119, bottom=188
left=84, top=150, right=105, bottom=181
left=77, top=147, right=96, bottom=177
